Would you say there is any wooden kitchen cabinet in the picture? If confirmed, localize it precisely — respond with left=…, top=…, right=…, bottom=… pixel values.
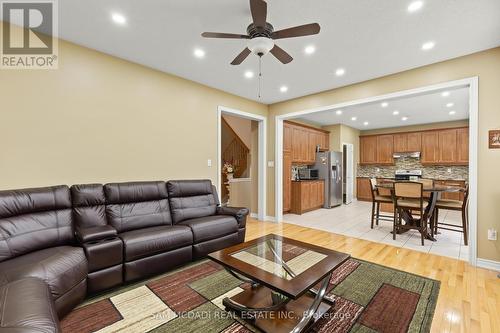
left=393, top=134, right=408, bottom=153
left=377, top=135, right=394, bottom=164
left=291, top=180, right=325, bottom=214
left=407, top=132, right=422, bottom=152
left=421, top=131, right=439, bottom=164
left=356, top=178, right=372, bottom=201
left=434, top=180, right=466, bottom=201
left=394, top=133, right=422, bottom=152
left=283, top=151, right=292, bottom=212
left=457, top=128, right=469, bottom=164
left=284, top=121, right=330, bottom=165
left=360, top=136, right=378, bottom=164
left=439, top=129, right=458, bottom=163
left=283, top=123, right=292, bottom=152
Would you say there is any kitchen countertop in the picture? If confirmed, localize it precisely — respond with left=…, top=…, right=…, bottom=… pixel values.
left=291, top=179, right=324, bottom=182
left=356, top=176, right=467, bottom=181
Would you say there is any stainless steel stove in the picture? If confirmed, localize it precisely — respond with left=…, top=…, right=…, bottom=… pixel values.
left=395, top=169, right=423, bottom=180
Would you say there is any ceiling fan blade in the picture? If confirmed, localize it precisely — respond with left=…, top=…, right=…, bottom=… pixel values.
left=231, top=48, right=252, bottom=65
left=270, top=45, right=293, bottom=64
left=271, top=23, right=321, bottom=40
left=201, top=32, right=250, bottom=39
left=250, top=0, right=267, bottom=27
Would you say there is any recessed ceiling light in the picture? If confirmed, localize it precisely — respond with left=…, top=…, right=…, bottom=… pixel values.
left=280, top=86, right=288, bottom=93
left=441, top=91, right=450, bottom=97
left=111, top=13, right=126, bottom=25
left=393, top=110, right=400, bottom=115
left=381, top=102, right=389, bottom=108
left=422, top=41, right=435, bottom=51
left=363, top=121, right=369, bottom=126
left=402, top=116, right=409, bottom=121
left=449, top=111, right=456, bottom=115
left=351, top=117, right=357, bottom=121
left=446, top=102, right=454, bottom=108
left=335, top=68, right=346, bottom=76
left=193, top=48, right=206, bottom=58
left=335, top=110, right=343, bottom=115
left=408, top=1, right=424, bottom=13
left=304, top=45, right=316, bottom=55
left=244, top=71, right=254, bottom=79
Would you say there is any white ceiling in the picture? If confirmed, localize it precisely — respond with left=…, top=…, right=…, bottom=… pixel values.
left=294, top=87, right=469, bottom=130
left=44, top=1, right=500, bottom=103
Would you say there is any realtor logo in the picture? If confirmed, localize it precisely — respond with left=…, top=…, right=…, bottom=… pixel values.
left=1, top=1, right=58, bottom=69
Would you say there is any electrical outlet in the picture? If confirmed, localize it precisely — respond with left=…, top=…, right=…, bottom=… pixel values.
left=488, top=229, right=498, bottom=241
left=267, top=161, right=275, bottom=168
left=447, top=168, right=452, bottom=173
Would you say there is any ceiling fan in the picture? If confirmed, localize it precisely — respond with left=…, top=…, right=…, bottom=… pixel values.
left=201, top=0, right=321, bottom=65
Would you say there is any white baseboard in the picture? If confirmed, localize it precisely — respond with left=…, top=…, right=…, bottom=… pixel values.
left=476, top=258, right=500, bottom=272
left=249, top=213, right=276, bottom=223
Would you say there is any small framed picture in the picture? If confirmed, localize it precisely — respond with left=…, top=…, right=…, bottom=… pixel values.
left=489, top=130, right=500, bottom=149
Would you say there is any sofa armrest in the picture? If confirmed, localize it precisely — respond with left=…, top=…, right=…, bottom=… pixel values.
left=216, top=206, right=249, bottom=228
left=76, top=225, right=117, bottom=243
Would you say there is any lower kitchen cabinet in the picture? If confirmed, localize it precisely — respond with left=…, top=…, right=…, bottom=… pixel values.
left=356, top=178, right=372, bottom=201
left=291, top=180, right=324, bottom=214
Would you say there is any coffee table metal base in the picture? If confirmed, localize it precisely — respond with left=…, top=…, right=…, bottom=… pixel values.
left=223, top=270, right=333, bottom=333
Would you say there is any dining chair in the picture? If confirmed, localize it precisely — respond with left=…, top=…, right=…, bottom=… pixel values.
left=393, top=182, right=428, bottom=245
left=369, top=178, right=393, bottom=229
left=434, top=185, right=469, bottom=245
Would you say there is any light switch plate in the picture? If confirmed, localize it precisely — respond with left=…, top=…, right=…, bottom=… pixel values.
left=267, top=161, right=275, bottom=168
left=488, top=229, right=497, bottom=241
left=207, top=159, right=212, bottom=167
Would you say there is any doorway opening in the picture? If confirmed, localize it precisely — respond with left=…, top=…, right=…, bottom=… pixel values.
left=275, top=77, right=478, bottom=265
left=217, top=106, right=266, bottom=221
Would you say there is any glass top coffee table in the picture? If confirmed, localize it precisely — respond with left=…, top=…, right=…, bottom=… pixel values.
left=208, top=234, right=350, bottom=333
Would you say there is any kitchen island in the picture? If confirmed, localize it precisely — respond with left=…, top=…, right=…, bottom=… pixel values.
left=291, top=179, right=325, bottom=214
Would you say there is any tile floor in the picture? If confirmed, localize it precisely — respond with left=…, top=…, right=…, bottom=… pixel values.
left=284, top=200, right=469, bottom=261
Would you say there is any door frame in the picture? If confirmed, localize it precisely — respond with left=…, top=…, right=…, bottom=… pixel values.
left=274, top=77, right=479, bottom=265
left=343, top=142, right=354, bottom=205
left=218, top=106, right=266, bottom=221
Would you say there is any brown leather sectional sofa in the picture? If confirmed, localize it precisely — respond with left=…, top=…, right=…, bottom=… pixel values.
left=0, top=180, right=248, bottom=333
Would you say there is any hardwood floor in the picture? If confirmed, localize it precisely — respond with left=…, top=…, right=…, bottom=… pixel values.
left=245, top=219, right=500, bottom=333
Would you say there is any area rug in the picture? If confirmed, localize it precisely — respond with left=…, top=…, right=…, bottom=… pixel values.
left=61, top=257, right=439, bottom=333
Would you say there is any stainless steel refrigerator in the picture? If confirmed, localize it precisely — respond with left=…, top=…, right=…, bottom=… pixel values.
left=314, top=151, right=343, bottom=208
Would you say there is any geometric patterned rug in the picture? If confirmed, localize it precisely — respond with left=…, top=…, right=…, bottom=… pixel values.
left=61, top=258, right=439, bottom=333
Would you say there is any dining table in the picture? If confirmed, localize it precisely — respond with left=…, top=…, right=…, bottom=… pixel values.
left=375, top=181, right=464, bottom=241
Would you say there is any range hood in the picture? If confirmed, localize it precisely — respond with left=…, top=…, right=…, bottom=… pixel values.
left=393, top=151, right=421, bottom=159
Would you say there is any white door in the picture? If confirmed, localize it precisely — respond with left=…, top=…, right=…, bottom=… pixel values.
left=344, top=143, right=354, bottom=204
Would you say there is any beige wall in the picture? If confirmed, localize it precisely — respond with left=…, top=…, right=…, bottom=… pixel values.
left=360, top=120, right=469, bottom=136
left=0, top=38, right=267, bottom=189
left=268, top=47, right=500, bottom=261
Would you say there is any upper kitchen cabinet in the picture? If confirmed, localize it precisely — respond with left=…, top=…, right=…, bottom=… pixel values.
left=456, top=127, right=469, bottom=164
left=407, top=132, right=422, bottom=152
left=394, top=133, right=421, bottom=152
left=360, top=136, right=378, bottom=164
left=421, top=131, right=439, bottom=164
left=421, top=127, right=468, bottom=165
left=377, top=135, right=394, bottom=164
left=284, top=121, right=330, bottom=165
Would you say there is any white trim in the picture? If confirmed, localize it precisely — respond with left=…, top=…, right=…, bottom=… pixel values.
left=274, top=77, right=479, bottom=266
left=218, top=106, right=266, bottom=221
left=476, top=258, right=500, bottom=272
left=265, top=216, right=276, bottom=222
left=250, top=213, right=258, bottom=219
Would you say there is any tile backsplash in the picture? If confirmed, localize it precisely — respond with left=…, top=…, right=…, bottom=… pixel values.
left=357, top=156, right=468, bottom=180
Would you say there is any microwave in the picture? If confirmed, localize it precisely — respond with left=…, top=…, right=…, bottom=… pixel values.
left=298, top=169, right=319, bottom=180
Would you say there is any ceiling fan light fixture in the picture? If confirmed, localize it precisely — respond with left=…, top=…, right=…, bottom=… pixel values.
left=247, top=37, right=275, bottom=56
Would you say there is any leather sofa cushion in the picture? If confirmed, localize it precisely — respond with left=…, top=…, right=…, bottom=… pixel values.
left=179, top=215, right=238, bottom=243
left=0, top=186, right=73, bottom=263
left=0, top=246, right=88, bottom=301
left=120, top=225, right=193, bottom=262
left=0, top=278, right=60, bottom=333
left=76, top=225, right=117, bottom=243
left=71, top=184, right=107, bottom=228
left=167, top=180, right=217, bottom=224
left=104, top=182, right=172, bottom=233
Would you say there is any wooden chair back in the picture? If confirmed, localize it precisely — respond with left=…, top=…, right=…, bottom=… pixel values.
left=394, top=182, right=423, bottom=199
left=369, top=178, right=377, bottom=201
